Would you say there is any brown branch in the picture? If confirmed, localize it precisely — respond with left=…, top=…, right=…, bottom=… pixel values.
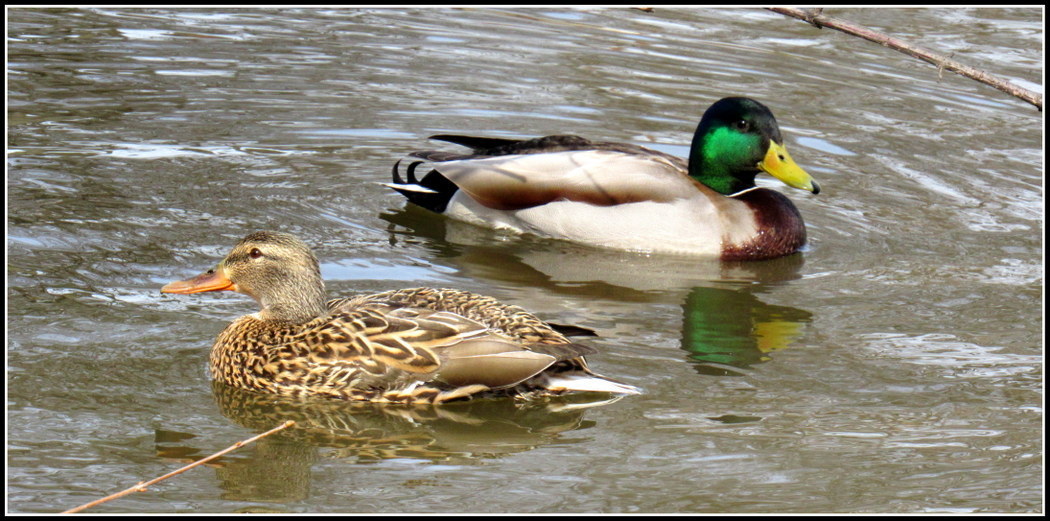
left=63, top=421, right=295, bottom=514
left=767, top=7, right=1042, bottom=111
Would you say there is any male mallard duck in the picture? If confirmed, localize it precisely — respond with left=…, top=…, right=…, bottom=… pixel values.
left=161, top=231, right=640, bottom=403
left=386, top=97, right=820, bottom=260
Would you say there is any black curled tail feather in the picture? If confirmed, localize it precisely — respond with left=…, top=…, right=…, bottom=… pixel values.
left=547, top=322, right=599, bottom=337
left=389, top=159, right=460, bottom=213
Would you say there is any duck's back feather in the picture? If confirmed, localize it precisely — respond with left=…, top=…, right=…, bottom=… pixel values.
left=336, top=287, right=578, bottom=345
left=429, top=134, right=685, bottom=163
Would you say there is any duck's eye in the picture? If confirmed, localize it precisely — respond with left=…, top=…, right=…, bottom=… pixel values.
left=733, top=119, right=750, bottom=131
left=249, top=248, right=263, bottom=259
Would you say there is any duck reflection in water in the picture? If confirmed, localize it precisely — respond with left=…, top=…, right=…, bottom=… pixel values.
left=383, top=206, right=815, bottom=376
left=152, top=381, right=618, bottom=504
left=681, top=283, right=813, bottom=377
left=382, top=204, right=813, bottom=294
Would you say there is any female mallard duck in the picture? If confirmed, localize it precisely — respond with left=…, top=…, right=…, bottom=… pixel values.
left=161, top=231, right=640, bottom=403
left=387, top=97, right=820, bottom=260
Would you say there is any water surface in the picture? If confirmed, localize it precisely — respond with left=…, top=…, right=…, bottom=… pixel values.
left=7, top=7, right=1043, bottom=513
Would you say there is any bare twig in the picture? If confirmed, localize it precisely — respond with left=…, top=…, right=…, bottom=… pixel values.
left=63, top=421, right=295, bottom=514
left=767, top=7, right=1042, bottom=111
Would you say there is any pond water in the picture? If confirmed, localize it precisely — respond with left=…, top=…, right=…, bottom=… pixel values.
left=7, top=7, right=1043, bottom=513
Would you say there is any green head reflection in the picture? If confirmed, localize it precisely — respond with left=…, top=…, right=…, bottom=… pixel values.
left=680, top=285, right=813, bottom=376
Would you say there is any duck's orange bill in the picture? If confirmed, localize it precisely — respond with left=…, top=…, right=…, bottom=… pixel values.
left=161, top=269, right=235, bottom=294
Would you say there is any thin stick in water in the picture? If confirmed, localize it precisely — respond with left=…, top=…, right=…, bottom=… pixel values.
left=63, top=420, right=295, bottom=514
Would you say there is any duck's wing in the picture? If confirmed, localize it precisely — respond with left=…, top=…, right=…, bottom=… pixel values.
left=341, top=291, right=641, bottom=395
left=388, top=134, right=699, bottom=213
left=332, top=287, right=578, bottom=345
left=294, top=302, right=593, bottom=394
left=419, top=149, right=698, bottom=211
left=426, top=330, right=591, bottom=389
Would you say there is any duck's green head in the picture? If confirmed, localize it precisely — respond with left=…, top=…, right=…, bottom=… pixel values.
left=689, top=97, right=819, bottom=196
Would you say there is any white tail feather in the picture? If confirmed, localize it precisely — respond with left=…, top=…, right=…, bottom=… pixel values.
left=544, top=373, right=642, bottom=395
left=379, top=182, right=437, bottom=194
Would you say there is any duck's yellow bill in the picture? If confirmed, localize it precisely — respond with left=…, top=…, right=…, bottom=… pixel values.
left=162, top=268, right=235, bottom=294
left=759, top=141, right=820, bottom=194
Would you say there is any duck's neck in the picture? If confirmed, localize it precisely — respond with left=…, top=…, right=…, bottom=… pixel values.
left=257, top=278, right=329, bottom=325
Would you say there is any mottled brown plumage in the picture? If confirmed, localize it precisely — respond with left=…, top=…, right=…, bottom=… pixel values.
left=162, top=231, right=639, bottom=403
